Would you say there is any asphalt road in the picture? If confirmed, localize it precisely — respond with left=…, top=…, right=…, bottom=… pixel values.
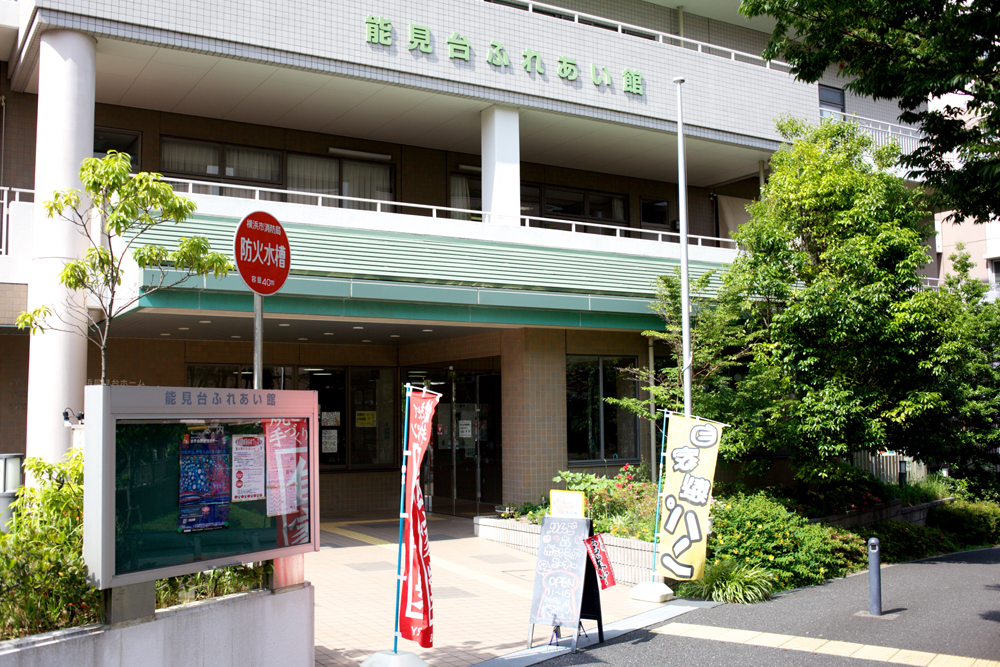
left=539, top=547, right=1000, bottom=666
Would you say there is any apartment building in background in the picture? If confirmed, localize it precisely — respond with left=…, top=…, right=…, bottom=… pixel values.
left=0, top=0, right=921, bottom=516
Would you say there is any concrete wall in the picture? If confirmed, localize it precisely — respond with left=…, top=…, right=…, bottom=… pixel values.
left=0, top=585, right=315, bottom=667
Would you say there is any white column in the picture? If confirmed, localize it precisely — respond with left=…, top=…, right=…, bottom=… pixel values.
left=25, top=30, right=96, bottom=463
left=481, top=106, right=521, bottom=226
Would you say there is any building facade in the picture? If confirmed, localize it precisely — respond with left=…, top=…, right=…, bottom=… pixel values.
left=0, top=0, right=918, bottom=516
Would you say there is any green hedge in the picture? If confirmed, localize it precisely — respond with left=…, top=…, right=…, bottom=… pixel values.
left=853, top=521, right=957, bottom=563
left=926, top=500, right=1000, bottom=547
left=709, top=493, right=866, bottom=590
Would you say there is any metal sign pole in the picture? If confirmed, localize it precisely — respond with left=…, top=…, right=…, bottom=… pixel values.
left=253, top=293, right=263, bottom=390
left=674, top=76, right=692, bottom=418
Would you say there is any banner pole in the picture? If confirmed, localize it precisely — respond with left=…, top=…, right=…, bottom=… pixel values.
left=649, top=411, right=669, bottom=583
left=393, top=383, right=414, bottom=654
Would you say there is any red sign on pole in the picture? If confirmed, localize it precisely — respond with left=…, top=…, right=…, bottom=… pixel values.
left=234, top=211, right=291, bottom=296
left=583, top=533, right=617, bottom=589
left=399, top=390, right=440, bottom=649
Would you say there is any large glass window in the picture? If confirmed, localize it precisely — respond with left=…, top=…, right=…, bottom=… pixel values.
left=161, top=137, right=281, bottom=184
left=566, top=356, right=638, bottom=462
left=342, top=160, right=394, bottom=210
left=349, top=368, right=396, bottom=466
left=187, top=364, right=292, bottom=390
left=450, top=173, right=483, bottom=220
left=298, top=368, right=347, bottom=466
left=449, top=177, right=626, bottom=227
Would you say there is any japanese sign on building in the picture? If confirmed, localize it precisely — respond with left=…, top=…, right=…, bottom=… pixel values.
left=364, top=14, right=643, bottom=96
left=656, top=416, right=724, bottom=581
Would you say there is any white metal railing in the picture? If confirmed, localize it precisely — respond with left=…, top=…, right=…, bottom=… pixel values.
left=822, top=110, right=923, bottom=155
left=163, top=177, right=491, bottom=222
left=484, top=0, right=792, bottom=73
left=0, top=188, right=34, bottom=256
left=521, top=215, right=738, bottom=249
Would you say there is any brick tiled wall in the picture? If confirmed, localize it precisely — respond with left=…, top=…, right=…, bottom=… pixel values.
left=0, top=283, right=27, bottom=325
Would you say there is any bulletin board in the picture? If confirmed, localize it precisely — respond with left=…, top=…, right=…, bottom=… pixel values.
left=83, top=385, right=319, bottom=589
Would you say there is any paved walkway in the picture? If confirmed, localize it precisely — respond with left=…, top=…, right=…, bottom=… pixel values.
left=306, top=511, right=668, bottom=667
left=537, top=547, right=1000, bottom=667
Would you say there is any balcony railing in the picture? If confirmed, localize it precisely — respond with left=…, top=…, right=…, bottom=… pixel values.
left=822, top=110, right=923, bottom=155
left=484, top=0, right=792, bottom=73
left=164, top=178, right=491, bottom=221
left=0, top=188, right=34, bottom=256
left=521, top=216, right=737, bottom=249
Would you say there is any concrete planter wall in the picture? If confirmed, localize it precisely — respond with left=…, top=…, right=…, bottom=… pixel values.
left=473, top=516, right=656, bottom=586
left=809, top=498, right=953, bottom=529
left=0, top=584, right=314, bottom=667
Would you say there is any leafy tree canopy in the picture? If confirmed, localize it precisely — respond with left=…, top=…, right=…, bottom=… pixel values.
left=17, top=151, right=232, bottom=383
left=740, top=0, right=1000, bottom=223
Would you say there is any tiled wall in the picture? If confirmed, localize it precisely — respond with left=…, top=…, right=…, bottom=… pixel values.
left=0, top=283, right=27, bottom=325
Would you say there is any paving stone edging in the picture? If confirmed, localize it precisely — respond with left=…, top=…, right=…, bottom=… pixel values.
left=473, top=516, right=655, bottom=585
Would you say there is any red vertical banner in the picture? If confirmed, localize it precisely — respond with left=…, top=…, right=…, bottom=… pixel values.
left=399, top=391, right=440, bottom=648
left=265, top=419, right=310, bottom=548
left=582, top=533, right=617, bottom=589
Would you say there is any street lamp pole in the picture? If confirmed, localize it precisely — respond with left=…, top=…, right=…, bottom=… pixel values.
left=674, top=76, right=692, bottom=418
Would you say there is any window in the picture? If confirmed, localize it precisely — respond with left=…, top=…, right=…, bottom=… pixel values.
left=298, top=367, right=347, bottom=467
left=566, top=356, right=638, bottom=462
left=819, top=85, right=845, bottom=117
left=349, top=368, right=397, bottom=466
left=449, top=173, right=483, bottom=220
left=342, top=160, right=393, bottom=211
left=161, top=137, right=281, bottom=184
left=94, top=128, right=141, bottom=171
left=640, top=197, right=675, bottom=232
left=186, top=364, right=293, bottom=390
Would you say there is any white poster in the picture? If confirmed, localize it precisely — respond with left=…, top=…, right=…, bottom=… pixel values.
left=231, top=434, right=265, bottom=502
left=458, top=420, right=472, bottom=438
left=321, top=411, right=341, bottom=427
left=322, top=429, right=338, bottom=453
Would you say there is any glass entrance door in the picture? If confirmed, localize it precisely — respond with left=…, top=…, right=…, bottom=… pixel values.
left=415, top=367, right=501, bottom=516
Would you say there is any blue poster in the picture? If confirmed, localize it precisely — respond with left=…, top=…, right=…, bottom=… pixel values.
left=178, top=432, right=231, bottom=532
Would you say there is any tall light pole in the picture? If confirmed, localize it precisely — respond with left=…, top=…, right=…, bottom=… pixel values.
left=674, top=76, right=692, bottom=418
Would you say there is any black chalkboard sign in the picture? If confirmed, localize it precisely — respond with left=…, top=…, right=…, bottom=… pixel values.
left=527, top=516, right=604, bottom=652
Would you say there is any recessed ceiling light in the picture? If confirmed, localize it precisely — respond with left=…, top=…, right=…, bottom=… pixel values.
left=231, top=335, right=241, bottom=339
left=199, top=320, right=211, bottom=324
left=178, top=327, right=189, bottom=331
left=390, top=334, right=401, bottom=338
left=362, top=339, right=371, bottom=343
left=298, top=337, right=308, bottom=341
left=323, top=332, right=334, bottom=336
left=279, top=323, right=291, bottom=327
left=422, top=329, right=433, bottom=332
left=160, top=333, right=171, bottom=336
left=353, top=326, right=364, bottom=330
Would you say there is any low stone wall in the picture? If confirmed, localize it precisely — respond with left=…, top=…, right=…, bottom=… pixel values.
left=473, top=516, right=656, bottom=585
left=809, top=498, right=953, bottom=529
left=0, top=584, right=314, bottom=667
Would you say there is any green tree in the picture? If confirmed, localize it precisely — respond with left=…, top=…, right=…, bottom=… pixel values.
left=16, top=151, right=231, bottom=384
left=739, top=0, right=1000, bottom=224
left=723, top=118, right=940, bottom=470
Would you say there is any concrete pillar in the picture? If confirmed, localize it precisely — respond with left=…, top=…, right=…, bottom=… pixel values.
left=481, top=106, right=521, bottom=226
left=25, top=30, right=96, bottom=463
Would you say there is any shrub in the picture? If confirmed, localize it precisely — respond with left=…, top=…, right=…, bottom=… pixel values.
left=675, top=558, right=776, bottom=603
left=0, top=450, right=269, bottom=640
left=0, top=449, right=100, bottom=640
left=854, top=521, right=957, bottom=562
left=709, top=493, right=866, bottom=590
left=926, top=501, right=1000, bottom=547
left=552, top=464, right=658, bottom=540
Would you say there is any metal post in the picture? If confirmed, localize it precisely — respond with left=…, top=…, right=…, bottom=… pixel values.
left=650, top=411, right=668, bottom=582
left=674, top=76, right=692, bottom=418
left=648, top=338, right=656, bottom=483
left=253, top=293, right=263, bottom=390
left=394, top=384, right=414, bottom=653
left=868, top=538, right=881, bottom=616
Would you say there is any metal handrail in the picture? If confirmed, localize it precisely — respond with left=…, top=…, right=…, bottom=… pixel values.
left=486, top=0, right=792, bottom=72
left=521, top=215, right=738, bottom=249
left=822, top=110, right=922, bottom=139
left=162, top=177, right=491, bottom=222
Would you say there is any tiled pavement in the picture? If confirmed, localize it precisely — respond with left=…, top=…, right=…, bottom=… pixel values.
left=308, top=511, right=667, bottom=667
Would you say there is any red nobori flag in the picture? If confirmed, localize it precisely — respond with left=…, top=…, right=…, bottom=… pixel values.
left=399, top=390, right=440, bottom=648
left=583, top=533, right=617, bottom=589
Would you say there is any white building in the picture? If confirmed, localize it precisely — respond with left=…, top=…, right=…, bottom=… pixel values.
left=0, top=0, right=918, bottom=515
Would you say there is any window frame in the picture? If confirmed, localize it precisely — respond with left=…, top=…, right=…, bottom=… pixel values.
left=159, top=136, right=283, bottom=186
left=94, top=127, right=142, bottom=172
left=819, top=85, right=846, bottom=116
left=565, top=354, right=640, bottom=465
